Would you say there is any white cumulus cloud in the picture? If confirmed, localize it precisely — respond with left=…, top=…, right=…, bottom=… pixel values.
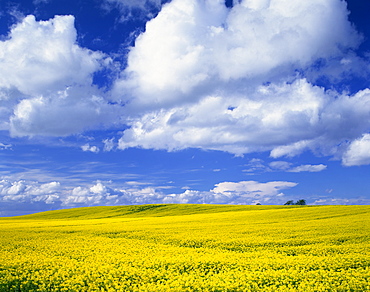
left=10, top=89, right=123, bottom=137
left=164, top=180, right=297, bottom=204
left=118, top=80, right=370, bottom=157
left=112, top=0, right=370, bottom=165
left=0, top=15, right=123, bottom=137
left=1, top=0, right=370, bottom=168
left=0, top=179, right=61, bottom=204
left=342, top=134, right=370, bottom=166
left=115, top=0, right=359, bottom=108
left=81, top=143, right=100, bottom=153
left=0, top=15, right=103, bottom=96
left=2, top=178, right=370, bottom=215
left=211, top=180, right=297, bottom=203
left=0, top=178, right=297, bottom=210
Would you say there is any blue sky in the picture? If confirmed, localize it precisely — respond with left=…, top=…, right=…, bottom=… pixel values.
left=1, top=0, right=370, bottom=216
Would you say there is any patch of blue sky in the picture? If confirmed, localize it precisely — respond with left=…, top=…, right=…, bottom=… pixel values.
left=1, top=0, right=370, bottom=216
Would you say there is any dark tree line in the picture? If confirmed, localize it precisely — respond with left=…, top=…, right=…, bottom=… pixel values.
left=284, top=199, right=306, bottom=206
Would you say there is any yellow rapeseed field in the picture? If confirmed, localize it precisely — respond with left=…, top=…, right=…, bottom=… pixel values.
left=0, top=204, right=369, bottom=291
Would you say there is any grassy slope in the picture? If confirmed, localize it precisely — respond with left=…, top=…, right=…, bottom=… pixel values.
left=2, top=204, right=313, bottom=220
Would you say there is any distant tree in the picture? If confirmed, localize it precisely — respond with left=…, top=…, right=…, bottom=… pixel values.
left=256, top=203, right=261, bottom=205
left=284, top=199, right=307, bottom=206
left=295, top=199, right=306, bottom=205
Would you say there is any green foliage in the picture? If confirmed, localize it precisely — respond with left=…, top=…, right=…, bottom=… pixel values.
left=284, top=199, right=306, bottom=206
left=295, top=199, right=306, bottom=205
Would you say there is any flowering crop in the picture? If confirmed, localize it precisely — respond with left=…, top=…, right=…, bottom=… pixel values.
left=0, top=205, right=369, bottom=291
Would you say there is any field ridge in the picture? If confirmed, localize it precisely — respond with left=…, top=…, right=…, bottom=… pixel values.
left=3, top=203, right=310, bottom=220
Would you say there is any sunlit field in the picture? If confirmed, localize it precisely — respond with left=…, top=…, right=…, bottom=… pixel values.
left=0, top=204, right=369, bottom=291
